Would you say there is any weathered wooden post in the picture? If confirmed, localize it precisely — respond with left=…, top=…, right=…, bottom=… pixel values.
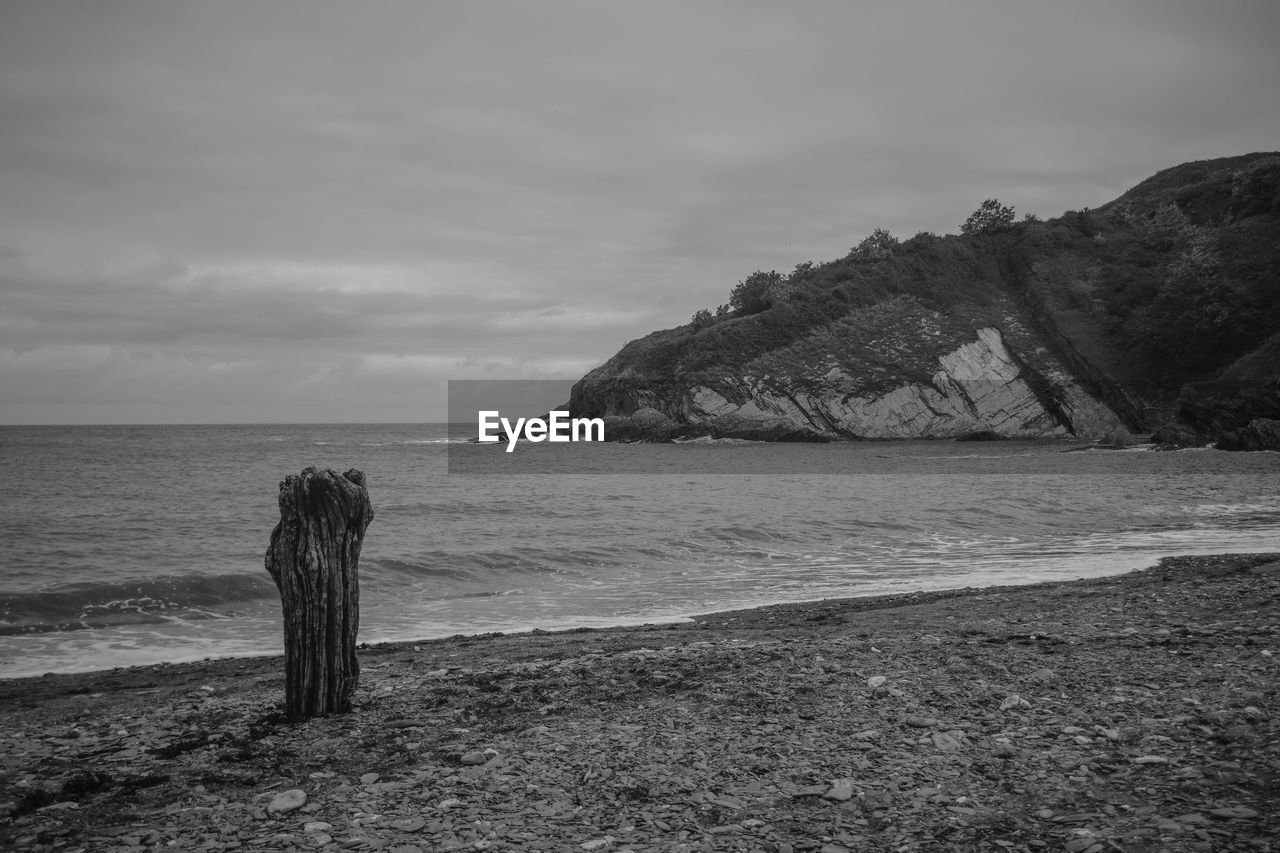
left=265, top=466, right=374, bottom=720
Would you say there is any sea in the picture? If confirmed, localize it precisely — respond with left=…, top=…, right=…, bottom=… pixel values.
left=1, top=423, right=1277, bottom=679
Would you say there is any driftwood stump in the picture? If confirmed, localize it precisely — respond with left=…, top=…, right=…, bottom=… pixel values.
left=265, top=466, right=374, bottom=720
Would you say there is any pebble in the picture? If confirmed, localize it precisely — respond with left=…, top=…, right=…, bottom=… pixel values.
left=823, top=779, right=855, bottom=801
left=1133, top=755, right=1168, bottom=764
left=460, top=750, right=490, bottom=765
left=866, top=676, right=887, bottom=689
left=1028, top=668, right=1056, bottom=683
left=905, top=716, right=938, bottom=728
left=1209, top=806, right=1258, bottom=819
left=581, top=836, right=614, bottom=850
left=266, top=789, right=307, bottom=816
left=932, top=732, right=963, bottom=752
left=303, top=821, right=333, bottom=833
left=794, top=784, right=829, bottom=797
left=1000, top=694, right=1029, bottom=710
left=360, top=772, right=380, bottom=785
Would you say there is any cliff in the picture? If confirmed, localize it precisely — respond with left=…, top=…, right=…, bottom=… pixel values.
left=569, top=153, right=1280, bottom=446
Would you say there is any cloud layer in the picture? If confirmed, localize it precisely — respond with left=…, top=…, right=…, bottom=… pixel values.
left=2, top=1, right=1277, bottom=422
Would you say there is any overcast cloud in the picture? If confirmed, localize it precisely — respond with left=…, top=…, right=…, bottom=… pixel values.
left=1, top=1, right=1277, bottom=423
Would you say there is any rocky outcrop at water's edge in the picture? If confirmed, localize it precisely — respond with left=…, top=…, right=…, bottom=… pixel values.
left=578, top=326, right=1127, bottom=442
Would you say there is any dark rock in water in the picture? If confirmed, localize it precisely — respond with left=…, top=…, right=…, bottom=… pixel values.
left=599, top=415, right=647, bottom=443
left=1217, top=417, right=1280, bottom=451
left=957, top=430, right=1001, bottom=442
left=631, top=407, right=677, bottom=442
left=600, top=406, right=772, bottom=443
left=598, top=412, right=680, bottom=443
left=1150, top=422, right=1204, bottom=447
left=670, top=422, right=712, bottom=441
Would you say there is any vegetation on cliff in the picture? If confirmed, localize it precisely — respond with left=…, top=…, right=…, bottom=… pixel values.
left=572, top=153, right=1280, bottom=446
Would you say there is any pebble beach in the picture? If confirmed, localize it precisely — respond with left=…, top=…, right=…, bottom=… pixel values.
left=1, top=553, right=1277, bottom=853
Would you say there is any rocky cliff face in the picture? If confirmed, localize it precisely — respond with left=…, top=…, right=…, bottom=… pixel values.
left=569, top=154, right=1280, bottom=445
left=574, top=299, right=1128, bottom=441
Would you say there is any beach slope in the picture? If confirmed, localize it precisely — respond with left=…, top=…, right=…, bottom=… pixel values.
left=2, top=553, right=1277, bottom=851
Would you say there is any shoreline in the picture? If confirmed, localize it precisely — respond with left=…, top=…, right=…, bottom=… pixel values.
left=11, top=546, right=1274, bottom=683
left=0, top=552, right=1191, bottom=683
left=2, top=552, right=1277, bottom=851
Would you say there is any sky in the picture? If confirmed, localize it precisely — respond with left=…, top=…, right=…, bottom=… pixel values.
left=1, top=1, right=1278, bottom=424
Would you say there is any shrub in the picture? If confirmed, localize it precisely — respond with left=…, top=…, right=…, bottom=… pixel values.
left=729, top=270, right=783, bottom=314
left=767, top=278, right=799, bottom=303
left=960, top=199, right=1016, bottom=234
left=690, top=308, right=714, bottom=328
left=849, top=228, right=900, bottom=261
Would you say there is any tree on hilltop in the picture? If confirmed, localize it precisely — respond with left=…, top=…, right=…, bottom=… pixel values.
left=729, top=270, right=783, bottom=314
left=960, top=199, right=1016, bottom=234
left=849, top=227, right=900, bottom=261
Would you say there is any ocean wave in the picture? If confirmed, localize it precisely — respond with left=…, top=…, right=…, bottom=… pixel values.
left=0, top=572, right=278, bottom=635
left=365, top=557, right=480, bottom=582
left=1179, top=500, right=1280, bottom=517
